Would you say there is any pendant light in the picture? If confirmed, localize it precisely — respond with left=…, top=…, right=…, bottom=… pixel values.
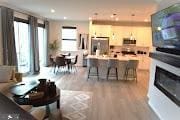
left=94, top=32, right=97, bottom=38
left=112, top=33, right=115, bottom=40
left=93, top=13, right=98, bottom=38
left=130, top=14, right=135, bottom=40
left=111, top=14, right=116, bottom=40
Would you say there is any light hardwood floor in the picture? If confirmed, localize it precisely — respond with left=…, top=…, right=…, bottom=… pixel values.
left=26, top=67, right=159, bottom=120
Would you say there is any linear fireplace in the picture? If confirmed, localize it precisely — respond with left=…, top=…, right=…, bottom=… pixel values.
left=154, top=66, right=180, bottom=106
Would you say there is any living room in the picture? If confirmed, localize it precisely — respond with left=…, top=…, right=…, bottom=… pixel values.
left=0, top=0, right=179, bottom=120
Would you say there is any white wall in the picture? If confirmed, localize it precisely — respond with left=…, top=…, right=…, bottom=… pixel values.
left=49, top=20, right=89, bottom=48
left=49, top=20, right=89, bottom=66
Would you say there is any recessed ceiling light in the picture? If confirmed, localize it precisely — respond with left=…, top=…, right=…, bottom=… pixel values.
left=51, top=9, right=55, bottom=13
left=110, top=15, right=114, bottom=18
left=144, top=19, right=148, bottom=22
left=115, top=18, right=119, bottom=21
left=111, top=14, right=117, bottom=18
left=63, top=17, right=67, bottom=20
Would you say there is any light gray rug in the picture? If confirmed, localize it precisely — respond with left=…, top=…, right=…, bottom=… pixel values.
left=49, top=90, right=93, bottom=120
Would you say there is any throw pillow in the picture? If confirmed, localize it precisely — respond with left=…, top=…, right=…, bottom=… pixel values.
left=0, top=66, right=14, bottom=83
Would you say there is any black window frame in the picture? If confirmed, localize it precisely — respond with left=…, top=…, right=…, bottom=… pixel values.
left=62, top=26, right=77, bottom=41
left=14, top=17, right=29, bottom=24
left=14, top=17, right=45, bottom=28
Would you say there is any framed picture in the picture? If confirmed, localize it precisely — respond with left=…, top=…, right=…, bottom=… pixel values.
left=79, top=34, right=88, bottom=50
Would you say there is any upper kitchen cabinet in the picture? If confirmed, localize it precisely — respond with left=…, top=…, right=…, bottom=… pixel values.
left=89, top=23, right=152, bottom=48
left=135, top=27, right=152, bottom=47
left=91, top=25, right=111, bottom=37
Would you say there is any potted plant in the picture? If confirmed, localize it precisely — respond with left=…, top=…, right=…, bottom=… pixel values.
left=49, top=40, right=59, bottom=56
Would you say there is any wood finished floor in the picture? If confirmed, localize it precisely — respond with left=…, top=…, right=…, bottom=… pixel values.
left=26, top=67, right=159, bottom=120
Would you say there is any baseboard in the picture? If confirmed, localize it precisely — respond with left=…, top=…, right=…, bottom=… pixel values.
left=148, top=100, right=163, bottom=120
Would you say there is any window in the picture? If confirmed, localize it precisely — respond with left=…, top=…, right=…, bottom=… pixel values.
left=61, top=26, right=77, bottom=51
left=14, top=21, right=30, bottom=73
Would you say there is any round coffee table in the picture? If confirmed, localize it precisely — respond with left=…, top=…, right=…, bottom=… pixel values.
left=13, top=87, right=61, bottom=119
left=30, top=89, right=60, bottom=119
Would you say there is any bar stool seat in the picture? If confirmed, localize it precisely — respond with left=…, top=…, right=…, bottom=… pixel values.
left=124, top=60, right=139, bottom=82
left=87, top=58, right=99, bottom=80
left=106, top=59, right=119, bottom=80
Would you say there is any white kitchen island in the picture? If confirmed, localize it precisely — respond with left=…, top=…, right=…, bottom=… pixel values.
left=86, top=55, right=139, bottom=80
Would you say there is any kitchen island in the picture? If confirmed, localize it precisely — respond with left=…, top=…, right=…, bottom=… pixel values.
left=86, top=55, right=139, bottom=80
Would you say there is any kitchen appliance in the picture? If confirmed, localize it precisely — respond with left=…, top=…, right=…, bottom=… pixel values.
left=91, top=37, right=109, bottom=55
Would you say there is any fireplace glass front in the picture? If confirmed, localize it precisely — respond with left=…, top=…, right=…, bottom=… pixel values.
left=154, top=66, right=180, bottom=106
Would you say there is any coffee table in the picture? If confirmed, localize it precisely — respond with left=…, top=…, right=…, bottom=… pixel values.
left=10, top=81, right=61, bottom=119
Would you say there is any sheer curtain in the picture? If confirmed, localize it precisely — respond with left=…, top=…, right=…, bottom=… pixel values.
left=44, top=21, right=49, bottom=66
left=38, top=20, right=49, bottom=67
left=14, top=21, right=30, bottom=73
left=1, top=7, right=17, bottom=66
left=29, top=16, right=40, bottom=74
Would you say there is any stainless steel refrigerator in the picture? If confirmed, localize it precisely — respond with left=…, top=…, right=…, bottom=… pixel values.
left=91, top=37, right=109, bottom=55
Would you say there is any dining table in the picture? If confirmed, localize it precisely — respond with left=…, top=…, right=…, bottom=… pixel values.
left=52, top=55, right=76, bottom=72
left=65, top=55, right=76, bottom=60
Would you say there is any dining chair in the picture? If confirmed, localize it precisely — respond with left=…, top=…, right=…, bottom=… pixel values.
left=49, top=57, right=56, bottom=73
left=124, top=60, right=139, bottom=82
left=54, top=56, right=66, bottom=74
left=65, top=58, right=72, bottom=72
left=70, top=55, right=78, bottom=72
left=67, top=53, right=71, bottom=56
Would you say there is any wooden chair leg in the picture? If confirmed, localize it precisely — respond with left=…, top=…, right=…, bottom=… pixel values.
left=133, top=69, right=136, bottom=80
left=126, top=68, right=129, bottom=81
left=87, top=67, right=91, bottom=81
left=124, top=68, right=127, bottom=80
left=97, top=67, right=99, bottom=81
left=107, top=68, right=110, bottom=80
left=54, top=66, right=56, bottom=73
left=56, top=66, right=59, bottom=74
left=134, top=69, right=137, bottom=83
left=116, top=68, right=118, bottom=80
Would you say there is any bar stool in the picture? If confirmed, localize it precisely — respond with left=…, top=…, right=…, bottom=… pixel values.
left=106, top=59, right=119, bottom=80
left=124, top=60, right=139, bottom=82
left=87, top=58, right=99, bottom=80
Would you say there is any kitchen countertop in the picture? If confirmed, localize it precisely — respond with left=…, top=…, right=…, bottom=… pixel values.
left=86, top=55, right=139, bottom=80
left=86, top=55, right=139, bottom=61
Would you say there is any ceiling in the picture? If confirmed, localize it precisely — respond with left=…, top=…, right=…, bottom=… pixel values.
left=0, top=0, right=160, bottom=21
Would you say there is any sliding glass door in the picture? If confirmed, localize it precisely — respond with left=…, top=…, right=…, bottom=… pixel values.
left=14, top=21, right=30, bottom=73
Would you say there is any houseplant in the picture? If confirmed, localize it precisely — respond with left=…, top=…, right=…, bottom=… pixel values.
left=49, top=40, right=59, bottom=56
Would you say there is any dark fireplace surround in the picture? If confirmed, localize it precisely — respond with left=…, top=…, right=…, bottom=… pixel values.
left=150, top=52, right=180, bottom=107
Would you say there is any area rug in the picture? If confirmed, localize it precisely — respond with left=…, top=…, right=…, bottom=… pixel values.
left=50, top=90, right=93, bottom=120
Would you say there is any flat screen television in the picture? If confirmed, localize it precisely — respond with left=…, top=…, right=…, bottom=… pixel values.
left=151, top=3, right=180, bottom=55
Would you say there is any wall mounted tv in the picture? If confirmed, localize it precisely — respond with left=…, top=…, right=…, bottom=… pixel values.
left=151, top=3, right=180, bottom=55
